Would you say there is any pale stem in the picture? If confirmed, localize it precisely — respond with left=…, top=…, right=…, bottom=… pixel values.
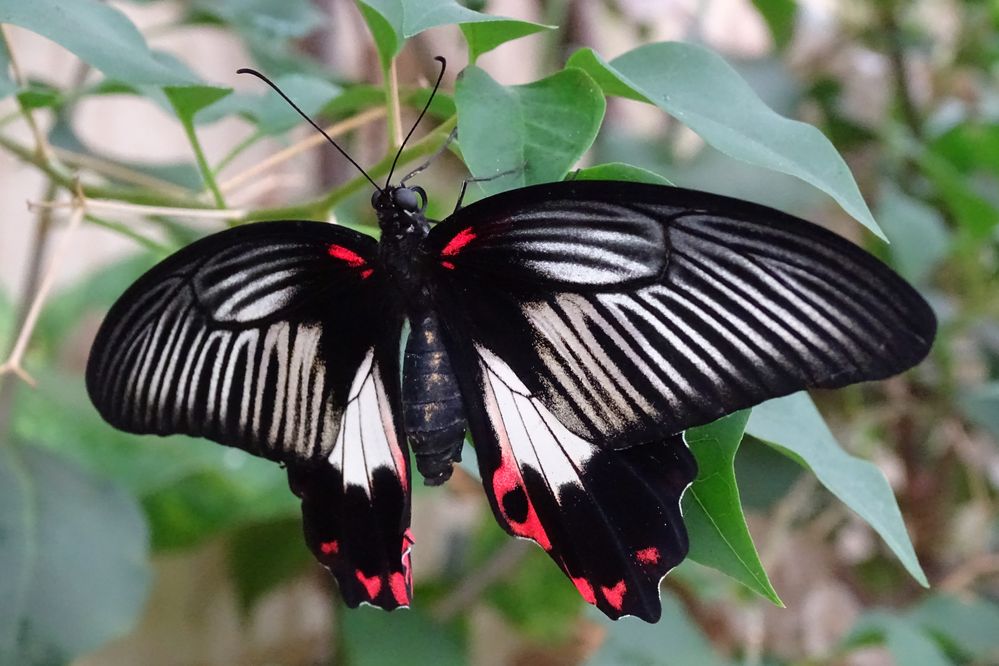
left=0, top=25, right=54, bottom=164
left=387, top=59, right=403, bottom=148
left=0, top=197, right=85, bottom=387
left=30, top=198, right=245, bottom=220
left=218, top=107, right=386, bottom=195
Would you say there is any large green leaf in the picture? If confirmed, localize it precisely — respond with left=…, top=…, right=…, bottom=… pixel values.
left=746, top=392, right=927, bottom=586
left=0, top=0, right=195, bottom=86
left=587, top=597, right=732, bottom=666
left=202, top=73, right=340, bottom=134
left=876, top=185, right=950, bottom=285
left=343, top=606, right=466, bottom=666
left=907, top=594, right=999, bottom=662
left=847, top=612, right=954, bottom=666
left=567, top=44, right=884, bottom=238
left=356, top=0, right=551, bottom=67
left=455, top=66, right=605, bottom=196
left=191, top=0, right=322, bottom=40
left=0, top=445, right=149, bottom=664
left=683, top=413, right=781, bottom=605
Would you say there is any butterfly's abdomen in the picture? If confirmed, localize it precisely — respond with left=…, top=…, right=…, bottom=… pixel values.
left=403, top=312, right=466, bottom=485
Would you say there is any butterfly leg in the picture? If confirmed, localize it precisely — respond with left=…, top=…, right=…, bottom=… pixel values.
left=453, top=163, right=526, bottom=211
left=400, top=128, right=458, bottom=186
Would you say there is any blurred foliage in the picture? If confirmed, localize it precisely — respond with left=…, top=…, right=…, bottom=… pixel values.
left=0, top=0, right=996, bottom=664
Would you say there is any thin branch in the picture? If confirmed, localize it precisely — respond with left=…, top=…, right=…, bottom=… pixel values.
left=0, top=130, right=216, bottom=209
left=0, top=25, right=54, bottom=163
left=53, top=146, right=195, bottom=199
left=243, top=114, right=456, bottom=223
left=29, top=197, right=245, bottom=220
left=84, top=213, right=171, bottom=254
left=0, top=189, right=85, bottom=388
left=432, top=539, right=531, bottom=621
left=939, top=552, right=999, bottom=593
left=218, top=107, right=386, bottom=195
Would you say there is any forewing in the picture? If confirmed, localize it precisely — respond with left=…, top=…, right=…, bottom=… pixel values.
left=86, top=221, right=413, bottom=610
left=452, top=343, right=696, bottom=622
left=427, top=181, right=936, bottom=447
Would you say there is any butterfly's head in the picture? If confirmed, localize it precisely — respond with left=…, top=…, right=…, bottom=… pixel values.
left=372, top=185, right=428, bottom=233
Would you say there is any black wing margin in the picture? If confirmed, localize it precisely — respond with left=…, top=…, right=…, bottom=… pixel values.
left=86, top=221, right=413, bottom=610
left=427, top=181, right=936, bottom=447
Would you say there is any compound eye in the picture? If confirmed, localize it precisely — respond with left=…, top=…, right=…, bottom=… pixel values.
left=370, top=190, right=382, bottom=208
left=393, top=187, right=420, bottom=211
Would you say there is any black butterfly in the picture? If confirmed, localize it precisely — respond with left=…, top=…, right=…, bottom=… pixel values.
left=85, top=59, right=935, bottom=622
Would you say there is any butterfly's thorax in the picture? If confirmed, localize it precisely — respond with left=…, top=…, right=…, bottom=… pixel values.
left=376, top=190, right=466, bottom=485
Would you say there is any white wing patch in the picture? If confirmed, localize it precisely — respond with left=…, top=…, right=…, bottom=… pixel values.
left=478, top=346, right=594, bottom=501
left=331, top=349, right=408, bottom=495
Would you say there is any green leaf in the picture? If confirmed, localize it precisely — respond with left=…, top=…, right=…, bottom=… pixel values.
left=0, top=445, right=149, bottom=664
left=143, top=464, right=296, bottom=551
left=587, top=596, right=732, bottom=666
left=455, top=66, right=605, bottom=196
left=907, top=594, right=999, bottom=661
left=164, top=85, right=233, bottom=123
left=682, top=413, right=782, bottom=605
left=848, top=613, right=954, bottom=666
left=746, top=392, right=927, bottom=586
left=958, top=382, right=999, bottom=440
left=461, top=20, right=552, bottom=62
left=876, top=185, right=950, bottom=285
left=343, top=606, right=466, bottom=666
left=572, top=162, right=672, bottom=185
left=752, top=0, right=797, bottom=50
left=356, top=0, right=551, bottom=67
left=202, top=73, right=340, bottom=134
left=191, top=0, right=322, bottom=40
left=228, top=519, right=313, bottom=612
left=567, top=44, right=884, bottom=238
left=0, top=0, right=196, bottom=86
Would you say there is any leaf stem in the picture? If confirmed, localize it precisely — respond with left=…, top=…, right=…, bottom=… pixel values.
left=0, top=189, right=85, bottom=388
left=218, top=107, right=386, bottom=195
left=181, top=117, right=226, bottom=208
left=385, top=59, right=403, bottom=148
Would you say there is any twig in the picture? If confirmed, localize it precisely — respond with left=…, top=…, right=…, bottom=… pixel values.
left=939, top=553, right=999, bottom=593
left=242, top=114, right=456, bottom=223
left=0, top=130, right=216, bottom=209
left=0, top=25, right=54, bottom=163
left=218, top=107, right=386, bottom=195
left=432, top=539, right=531, bottom=621
left=29, top=197, right=245, bottom=220
left=85, top=213, right=171, bottom=254
left=0, top=187, right=85, bottom=387
left=53, top=146, right=195, bottom=199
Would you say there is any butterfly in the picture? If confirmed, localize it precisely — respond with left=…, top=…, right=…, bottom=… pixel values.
left=85, top=58, right=936, bottom=622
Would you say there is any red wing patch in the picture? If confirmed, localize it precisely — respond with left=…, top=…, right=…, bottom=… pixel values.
left=440, top=226, right=476, bottom=257
left=329, top=244, right=374, bottom=278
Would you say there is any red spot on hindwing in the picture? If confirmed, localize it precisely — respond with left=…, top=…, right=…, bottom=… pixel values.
left=601, top=580, right=627, bottom=611
left=636, top=547, right=660, bottom=565
left=572, top=577, right=597, bottom=605
left=440, top=261, right=456, bottom=270
left=491, top=452, right=552, bottom=551
left=328, top=244, right=373, bottom=278
left=389, top=572, right=410, bottom=605
left=320, top=540, right=339, bottom=555
left=355, top=571, right=382, bottom=599
left=440, top=226, right=476, bottom=258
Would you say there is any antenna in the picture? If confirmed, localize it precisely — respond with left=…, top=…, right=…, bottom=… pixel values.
left=236, top=67, right=382, bottom=193
left=384, top=56, right=447, bottom=190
